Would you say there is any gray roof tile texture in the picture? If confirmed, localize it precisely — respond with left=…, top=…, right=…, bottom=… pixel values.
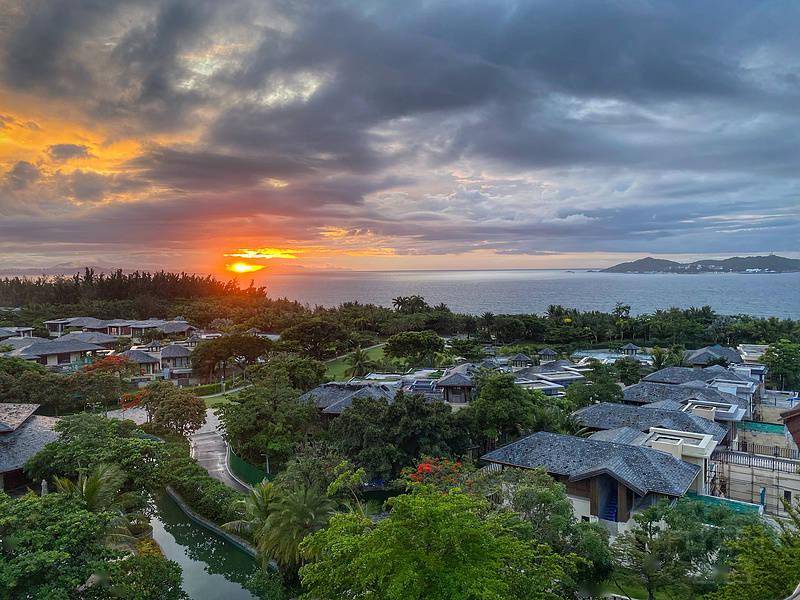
left=0, top=415, right=60, bottom=472
left=573, top=402, right=726, bottom=441
left=481, top=431, right=700, bottom=497
left=0, top=403, right=39, bottom=432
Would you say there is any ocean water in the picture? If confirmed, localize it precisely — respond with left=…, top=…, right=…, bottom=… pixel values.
left=259, top=270, right=800, bottom=318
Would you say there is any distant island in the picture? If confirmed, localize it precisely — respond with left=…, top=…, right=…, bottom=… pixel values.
left=602, top=254, right=800, bottom=274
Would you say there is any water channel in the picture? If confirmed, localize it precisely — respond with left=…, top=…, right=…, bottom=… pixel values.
left=150, top=492, right=258, bottom=600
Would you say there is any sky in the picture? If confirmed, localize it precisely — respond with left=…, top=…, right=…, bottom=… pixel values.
left=1, top=0, right=799, bottom=276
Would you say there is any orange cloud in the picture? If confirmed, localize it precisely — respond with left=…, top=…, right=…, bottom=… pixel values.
left=224, top=247, right=300, bottom=260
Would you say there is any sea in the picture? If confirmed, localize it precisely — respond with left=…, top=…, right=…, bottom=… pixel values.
left=259, top=270, right=800, bottom=319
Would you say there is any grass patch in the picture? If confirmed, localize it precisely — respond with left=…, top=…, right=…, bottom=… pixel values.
left=204, top=395, right=236, bottom=408
left=325, top=345, right=386, bottom=380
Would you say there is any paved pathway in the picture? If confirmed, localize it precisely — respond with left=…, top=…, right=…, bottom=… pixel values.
left=108, top=406, right=250, bottom=493
left=191, top=409, right=250, bottom=493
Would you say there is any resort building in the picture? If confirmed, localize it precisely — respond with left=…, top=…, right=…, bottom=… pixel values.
left=436, top=371, right=477, bottom=405
left=3, top=339, right=105, bottom=370
left=537, top=348, right=558, bottom=363
left=59, top=330, right=119, bottom=350
left=0, top=326, right=34, bottom=339
left=738, top=344, right=769, bottom=364
left=44, top=316, right=195, bottom=339
left=508, top=353, right=533, bottom=370
left=299, top=382, right=396, bottom=416
left=684, top=345, right=743, bottom=368
left=0, top=404, right=59, bottom=491
left=481, top=431, right=702, bottom=534
left=643, top=366, right=760, bottom=416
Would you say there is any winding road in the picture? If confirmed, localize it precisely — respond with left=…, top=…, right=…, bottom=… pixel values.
left=107, top=406, right=250, bottom=493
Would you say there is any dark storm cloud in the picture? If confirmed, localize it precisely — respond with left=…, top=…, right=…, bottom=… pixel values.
left=1, top=0, right=799, bottom=263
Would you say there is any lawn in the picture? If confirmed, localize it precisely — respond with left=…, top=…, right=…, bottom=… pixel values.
left=325, top=344, right=385, bottom=380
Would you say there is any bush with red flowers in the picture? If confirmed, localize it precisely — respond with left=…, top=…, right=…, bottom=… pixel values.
left=400, top=456, right=468, bottom=491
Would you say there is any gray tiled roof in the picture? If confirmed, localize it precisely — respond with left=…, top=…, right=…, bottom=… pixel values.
left=121, top=349, right=160, bottom=364
left=0, top=336, right=46, bottom=350
left=160, top=344, right=191, bottom=358
left=621, top=343, right=641, bottom=350
left=0, top=403, right=39, bottom=433
left=160, top=321, right=193, bottom=334
left=509, top=353, right=531, bottom=362
left=436, top=372, right=474, bottom=387
left=7, top=339, right=104, bottom=358
left=643, top=367, right=710, bottom=385
left=60, top=331, right=118, bottom=344
left=321, top=386, right=397, bottom=415
left=299, top=382, right=395, bottom=413
left=573, top=402, right=726, bottom=441
left=684, top=345, right=743, bottom=366
left=538, top=348, right=557, bottom=356
left=623, top=381, right=746, bottom=410
left=63, top=316, right=110, bottom=329
left=0, top=415, right=60, bottom=472
left=588, top=427, right=648, bottom=445
left=481, top=431, right=700, bottom=497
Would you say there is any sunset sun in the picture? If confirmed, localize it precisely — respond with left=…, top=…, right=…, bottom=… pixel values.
left=226, top=262, right=265, bottom=274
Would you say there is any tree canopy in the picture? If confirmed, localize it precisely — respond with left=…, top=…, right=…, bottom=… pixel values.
left=300, top=486, right=579, bottom=600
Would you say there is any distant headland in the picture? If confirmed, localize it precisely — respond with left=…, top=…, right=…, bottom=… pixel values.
left=602, top=255, right=800, bottom=274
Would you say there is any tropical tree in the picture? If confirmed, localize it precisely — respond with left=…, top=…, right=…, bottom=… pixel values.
left=651, top=346, right=668, bottom=371
left=763, top=339, right=800, bottom=389
left=224, top=480, right=336, bottom=577
left=53, top=462, right=129, bottom=513
left=300, top=486, right=580, bottom=600
left=223, top=481, right=278, bottom=569
left=710, top=503, right=800, bottom=600
left=345, top=347, right=377, bottom=377
left=614, top=357, right=641, bottom=386
left=384, top=330, right=444, bottom=367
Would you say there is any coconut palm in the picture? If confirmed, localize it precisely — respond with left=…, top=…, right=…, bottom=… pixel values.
left=224, top=480, right=336, bottom=573
left=53, top=463, right=138, bottom=549
left=346, top=347, right=376, bottom=377
left=260, top=484, right=336, bottom=571
left=53, top=463, right=128, bottom=512
left=223, top=481, right=277, bottom=569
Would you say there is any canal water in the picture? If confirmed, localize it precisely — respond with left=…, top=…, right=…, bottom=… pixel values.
left=151, top=493, right=258, bottom=600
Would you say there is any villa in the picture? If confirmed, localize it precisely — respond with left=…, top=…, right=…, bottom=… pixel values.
left=3, top=338, right=105, bottom=370
left=684, top=344, right=743, bottom=368
left=43, top=316, right=195, bottom=339
left=0, top=403, right=59, bottom=491
left=299, top=382, right=396, bottom=416
left=481, top=431, right=704, bottom=534
left=573, top=402, right=727, bottom=445
left=643, top=366, right=760, bottom=416
left=0, top=326, right=34, bottom=339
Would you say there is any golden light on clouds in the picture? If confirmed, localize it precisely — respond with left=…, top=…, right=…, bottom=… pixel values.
left=226, top=262, right=266, bottom=273
left=225, top=247, right=300, bottom=260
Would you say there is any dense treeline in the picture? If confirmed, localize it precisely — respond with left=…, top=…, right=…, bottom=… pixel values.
left=2, top=273, right=799, bottom=355
left=0, top=268, right=262, bottom=306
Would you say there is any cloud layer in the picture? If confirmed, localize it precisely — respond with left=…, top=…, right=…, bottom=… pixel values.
left=1, top=0, right=799, bottom=271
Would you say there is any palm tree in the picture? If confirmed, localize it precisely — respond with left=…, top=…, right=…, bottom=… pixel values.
left=346, top=347, right=376, bottom=377
left=392, top=296, right=408, bottom=312
left=53, top=463, right=138, bottom=549
left=224, top=481, right=336, bottom=573
left=223, top=481, right=277, bottom=569
left=260, top=485, right=336, bottom=571
left=53, top=463, right=129, bottom=512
